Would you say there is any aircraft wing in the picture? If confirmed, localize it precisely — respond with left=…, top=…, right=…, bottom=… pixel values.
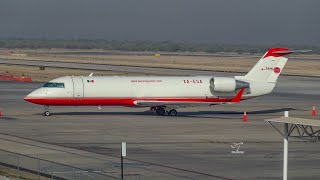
left=134, top=88, right=244, bottom=108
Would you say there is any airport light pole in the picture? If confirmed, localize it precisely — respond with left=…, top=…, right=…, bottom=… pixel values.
left=283, top=111, right=289, bottom=180
left=121, top=154, right=124, bottom=179
left=121, top=142, right=126, bottom=180
left=266, top=111, right=320, bottom=180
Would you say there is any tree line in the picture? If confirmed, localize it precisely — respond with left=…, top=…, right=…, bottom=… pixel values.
left=0, top=39, right=319, bottom=54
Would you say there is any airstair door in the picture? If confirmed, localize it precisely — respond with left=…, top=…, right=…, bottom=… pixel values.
left=72, top=77, right=84, bottom=98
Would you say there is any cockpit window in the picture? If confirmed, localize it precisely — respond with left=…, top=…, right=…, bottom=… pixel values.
left=42, top=82, right=65, bottom=88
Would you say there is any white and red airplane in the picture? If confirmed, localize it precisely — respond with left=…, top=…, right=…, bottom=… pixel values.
left=24, top=48, right=305, bottom=116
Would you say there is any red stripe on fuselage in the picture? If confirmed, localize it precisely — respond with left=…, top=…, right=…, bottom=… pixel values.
left=24, top=97, right=236, bottom=106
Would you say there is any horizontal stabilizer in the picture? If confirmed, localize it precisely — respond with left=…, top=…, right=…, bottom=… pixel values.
left=273, top=49, right=312, bottom=54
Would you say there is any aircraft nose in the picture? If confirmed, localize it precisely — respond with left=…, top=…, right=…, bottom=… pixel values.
left=24, top=88, right=47, bottom=104
left=24, top=92, right=36, bottom=103
left=24, top=95, right=32, bottom=102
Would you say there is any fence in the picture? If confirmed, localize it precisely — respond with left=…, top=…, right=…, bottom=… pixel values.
left=0, top=149, right=118, bottom=180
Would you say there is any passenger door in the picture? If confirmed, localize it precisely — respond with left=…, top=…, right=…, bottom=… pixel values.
left=71, top=77, right=84, bottom=98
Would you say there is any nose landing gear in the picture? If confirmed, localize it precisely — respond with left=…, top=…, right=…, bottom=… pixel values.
left=44, top=111, right=51, bottom=116
left=43, top=106, right=51, bottom=116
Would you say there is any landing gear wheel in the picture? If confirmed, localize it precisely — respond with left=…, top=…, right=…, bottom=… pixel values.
left=168, top=109, right=177, bottom=116
left=155, top=107, right=166, bottom=116
left=43, top=106, right=51, bottom=116
left=44, top=111, right=51, bottom=116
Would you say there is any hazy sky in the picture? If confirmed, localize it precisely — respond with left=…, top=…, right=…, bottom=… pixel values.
left=0, top=0, right=319, bottom=45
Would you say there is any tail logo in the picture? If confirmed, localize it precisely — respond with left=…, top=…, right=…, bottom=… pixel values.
left=274, top=67, right=281, bottom=74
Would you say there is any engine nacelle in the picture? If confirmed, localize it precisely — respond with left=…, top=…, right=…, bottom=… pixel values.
left=210, top=77, right=250, bottom=93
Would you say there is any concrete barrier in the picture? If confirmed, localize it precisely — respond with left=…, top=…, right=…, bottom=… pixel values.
left=0, top=75, right=32, bottom=82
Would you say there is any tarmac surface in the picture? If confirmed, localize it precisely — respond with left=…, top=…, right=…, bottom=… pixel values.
left=0, top=69, right=319, bottom=179
left=0, top=58, right=238, bottom=76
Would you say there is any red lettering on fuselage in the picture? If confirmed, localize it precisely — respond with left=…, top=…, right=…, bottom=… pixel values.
left=131, top=80, right=162, bottom=83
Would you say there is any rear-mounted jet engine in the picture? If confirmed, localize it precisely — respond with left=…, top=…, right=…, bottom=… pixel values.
left=209, top=77, right=250, bottom=93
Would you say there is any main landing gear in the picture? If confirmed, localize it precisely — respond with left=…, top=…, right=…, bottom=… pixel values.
left=43, top=105, right=51, bottom=116
left=153, top=107, right=178, bottom=116
left=168, top=109, right=178, bottom=116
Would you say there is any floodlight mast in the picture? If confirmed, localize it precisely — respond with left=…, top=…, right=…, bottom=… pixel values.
left=266, top=111, right=320, bottom=180
left=283, top=111, right=289, bottom=180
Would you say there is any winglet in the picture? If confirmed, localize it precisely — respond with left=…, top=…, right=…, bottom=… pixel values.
left=230, top=88, right=244, bottom=103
